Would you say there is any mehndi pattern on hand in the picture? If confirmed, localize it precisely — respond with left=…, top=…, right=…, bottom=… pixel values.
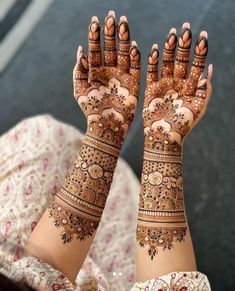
left=49, top=11, right=141, bottom=243
left=137, top=22, right=212, bottom=258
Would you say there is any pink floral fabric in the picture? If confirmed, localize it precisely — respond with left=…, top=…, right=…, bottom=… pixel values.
left=132, top=272, right=211, bottom=290
left=0, top=115, right=211, bottom=290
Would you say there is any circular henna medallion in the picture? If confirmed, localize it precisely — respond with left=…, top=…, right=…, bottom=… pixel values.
left=148, top=171, right=163, bottom=185
left=88, top=164, right=104, bottom=179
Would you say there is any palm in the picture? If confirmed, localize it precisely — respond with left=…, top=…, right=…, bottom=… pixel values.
left=143, top=77, right=205, bottom=146
left=73, top=12, right=140, bottom=146
left=143, top=25, right=209, bottom=150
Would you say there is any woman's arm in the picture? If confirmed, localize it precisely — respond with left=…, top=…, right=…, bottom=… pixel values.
left=136, top=22, right=213, bottom=281
left=25, top=10, right=141, bottom=284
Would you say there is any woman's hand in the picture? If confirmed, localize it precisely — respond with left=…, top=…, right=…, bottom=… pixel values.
left=73, top=11, right=141, bottom=148
left=137, top=23, right=213, bottom=272
left=143, top=23, right=212, bottom=152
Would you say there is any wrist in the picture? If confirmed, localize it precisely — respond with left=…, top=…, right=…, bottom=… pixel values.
left=84, top=130, right=122, bottom=158
left=86, top=117, right=126, bottom=151
left=143, top=129, right=183, bottom=161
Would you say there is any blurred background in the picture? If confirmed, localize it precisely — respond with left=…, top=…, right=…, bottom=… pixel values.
left=0, top=0, right=234, bottom=290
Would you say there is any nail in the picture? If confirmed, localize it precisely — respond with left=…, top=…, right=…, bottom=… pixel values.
left=120, top=15, right=127, bottom=22
left=108, top=10, right=115, bottom=17
left=208, top=64, right=213, bottom=80
left=182, top=22, right=190, bottom=29
left=91, top=16, right=99, bottom=23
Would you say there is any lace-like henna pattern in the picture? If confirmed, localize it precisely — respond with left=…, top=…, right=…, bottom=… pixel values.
left=138, top=25, right=209, bottom=258
left=50, top=12, right=141, bottom=243
left=49, top=142, right=118, bottom=243
left=137, top=227, right=187, bottom=259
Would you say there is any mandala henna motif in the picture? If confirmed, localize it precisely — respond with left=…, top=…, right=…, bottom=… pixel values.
left=137, top=24, right=210, bottom=258
left=49, top=11, right=141, bottom=243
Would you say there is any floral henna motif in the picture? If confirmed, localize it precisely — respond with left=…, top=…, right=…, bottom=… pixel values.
left=138, top=24, right=210, bottom=258
left=50, top=11, right=141, bottom=243
left=137, top=226, right=187, bottom=259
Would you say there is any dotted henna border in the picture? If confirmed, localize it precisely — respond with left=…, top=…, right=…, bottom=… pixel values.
left=58, top=188, right=103, bottom=216
left=84, top=135, right=120, bottom=157
left=144, top=150, right=182, bottom=163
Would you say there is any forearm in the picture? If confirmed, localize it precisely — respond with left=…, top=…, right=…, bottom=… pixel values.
left=25, top=131, right=121, bottom=283
left=136, top=144, right=196, bottom=281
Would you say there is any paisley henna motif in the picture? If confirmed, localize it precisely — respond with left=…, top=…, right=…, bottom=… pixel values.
left=138, top=24, right=210, bottom=258
left=50, top=11, right=140, bottom=243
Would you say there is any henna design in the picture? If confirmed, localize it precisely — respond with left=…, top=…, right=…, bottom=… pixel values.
left=49, top=142, right=118, bottom=243
left=88, top=17, right=102, bottom=68
left=138, top=25, right=210, bottom=258
left=50, top=12, right=141, bottom=243
left=174, top=24, right=192, bottom=79
left=104, top=13, right=117, bottom=66
left=189, top=33, right=208, bottom=82
left=137, top=226, right=187, bottom=259
left=147, top=44, right=159, bottom=84
left=161, top=28, right=177, bottom=78
left=117, top=17, right=131, bottom=72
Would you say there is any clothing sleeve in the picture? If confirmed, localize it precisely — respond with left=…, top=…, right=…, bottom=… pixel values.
left=0, top=256, right=75, bottom=290
left=131, top=271, right=211, bottom=291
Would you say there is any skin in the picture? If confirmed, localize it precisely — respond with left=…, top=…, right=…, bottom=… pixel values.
left=24, top=10, right=141, bottom=285
left=136, top=22, right=213, bottom=282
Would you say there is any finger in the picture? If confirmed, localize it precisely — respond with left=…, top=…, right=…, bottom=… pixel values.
left=147, top=44, right=159, bottom=84
left=130, top=41, right=141, bottom=95
left=73, top=46, right=90, bottom=99
left=189, top=31, right=208, bottom=84
left=195, top=67, right=208, bottom=99
left=117, top=16, right=131, bottom=72
left=88, top=16, right=102, bottom=68
left=174, top=22, right=192, bottom=79
left=196, top=64, right=213, bottom=105
left=161, top=28, right=177, bottom=78
left=104, top=10, right=117, bottom=66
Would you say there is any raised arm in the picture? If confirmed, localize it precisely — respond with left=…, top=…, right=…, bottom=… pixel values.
left=136, top=22, right=213, bottom=281
left=25, top=10, right=140, bottom=284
